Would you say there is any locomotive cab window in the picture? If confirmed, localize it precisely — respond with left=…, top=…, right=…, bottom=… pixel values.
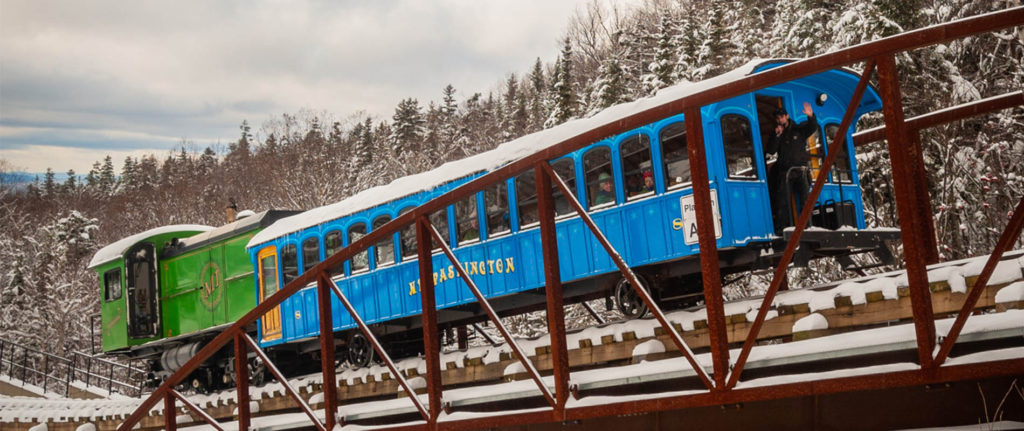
left=584, top=147, right=616, bottom=209
left=398, top=207, right=416, bottom=260
left=515, top=169, right=539, bottom=229
left=281, top=244, right=298, bottom=284
left=484, top=182, right=510, bottom=238
left=373, top=215, right=395, bottom=267
left=660, top=123, right=690, bottom=188
left=349, top=223, right=369, bottom=273
left=722, top=114, right=759, bottom=180
left=551, top=158, right=577, bottom=217
left=455, top=196, right=479, bottom=244
left=103, top=268, right=122, bottom=301
left=324, top=230, right=344, bottom=277
left=620, top=134, right=654, bottom=200
left=301, top=237, right=320, bottom=273
left=825, top=123, right=853, bottom=183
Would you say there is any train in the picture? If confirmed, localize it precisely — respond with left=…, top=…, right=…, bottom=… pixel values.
left=90, top=59, right=898, bottom=390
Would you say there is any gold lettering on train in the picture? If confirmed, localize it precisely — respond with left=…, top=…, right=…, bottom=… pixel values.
left=404, top=257, right=517, bottom=295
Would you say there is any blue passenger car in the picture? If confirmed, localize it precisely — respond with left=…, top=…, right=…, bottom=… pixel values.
left=246, top=60, right=896, bottom=366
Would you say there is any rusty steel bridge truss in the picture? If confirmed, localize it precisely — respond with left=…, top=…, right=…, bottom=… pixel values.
left=117, top=8, right=1024, bottom=431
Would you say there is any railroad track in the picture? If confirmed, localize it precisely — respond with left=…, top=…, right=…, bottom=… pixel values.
left=3, top=251, right=1023, bottom=430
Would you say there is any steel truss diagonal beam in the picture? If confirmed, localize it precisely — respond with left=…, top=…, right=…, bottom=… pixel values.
left=727, top=59, right=877, bottom=389
left=326, top=275, right=432, bottom=422
left=241, top=333, right=328, bottom=431
left=423, top=220, right=559, bottom=409
left=170, top=389, right=225, bottom=431
left=540, top=163, right=715, bottom=389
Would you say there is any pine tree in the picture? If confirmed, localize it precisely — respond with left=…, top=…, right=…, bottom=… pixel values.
left=642, top=13, right=677, bottom=95
left=527, top=58, right=548, bottom=132
left=591, top=54, right=628, bottom=112
left=62, top=169, right=77, bottom=194
left=98, top=155, right=116, bottom=195
left=545, top=38, right=576, bottom=128
left=391, top=98, right=425, bottom=158
left=42, top=168, right=56, bottom=197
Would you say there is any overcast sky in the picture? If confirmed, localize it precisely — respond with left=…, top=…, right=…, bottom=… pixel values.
left=0, top=0, right=637, bottom=175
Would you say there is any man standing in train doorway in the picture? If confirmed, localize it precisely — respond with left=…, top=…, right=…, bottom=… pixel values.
left=766, top=101, right=818, bottom=234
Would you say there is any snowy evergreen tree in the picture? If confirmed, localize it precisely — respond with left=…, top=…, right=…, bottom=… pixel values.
left=642, top=13, right=677, bottom=95
left=545, top=38, right=577, bottom=128
left=391, top=98, right=425, bottom=159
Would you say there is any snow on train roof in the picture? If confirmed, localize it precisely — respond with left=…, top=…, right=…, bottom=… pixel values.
left=248, top=59, right=780, bottom=248
left=88, top=224, right=214, bottom=269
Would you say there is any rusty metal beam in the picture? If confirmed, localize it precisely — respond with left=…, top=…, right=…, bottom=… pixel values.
left=852, top=91, right=1024, bottom=146
left=877, top=54, right=936, bottom=368
left=934, top=195, right=1024, bottom=365
left=416, top=215, right=443, bottom=425
left=170, top=389, right=224, bottom=431
left=904, top=131, right=940, bottom=264
left=326, top=279, right=432, bottom=421
left=316, top=275, right=339, bottom=429
left=540, top=163, right=714, bottom=390
left=164, top=393, right=176, bottom=431
left=233, top=333, right=250, bottom=431
left=727, top=60, right=877, bottom=389
left=684, top=107, right=729, bottom=389
left=536, top=162, right=571, bottom=416
left=241, top=333, right=327, bottom=431
left=423, top=220, right=558, bottom=409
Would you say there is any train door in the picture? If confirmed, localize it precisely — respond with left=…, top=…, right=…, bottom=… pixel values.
left=257, top=246, right=283, bottom=342
left=716, top=103, right=773, bottom=241
left=125, top=243, right=160, bottom=339
left=756, top=94, right=821, bottom=233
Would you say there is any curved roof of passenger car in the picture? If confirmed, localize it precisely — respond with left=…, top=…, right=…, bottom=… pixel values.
left=248, top=59, right=880, bottom=249
left=89, top=225, right=213, bottom=269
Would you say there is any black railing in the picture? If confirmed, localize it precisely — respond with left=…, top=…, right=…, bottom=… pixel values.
left=0, top=338, right=146, bottom=398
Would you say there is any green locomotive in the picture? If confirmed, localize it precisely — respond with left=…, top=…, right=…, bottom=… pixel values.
left=89, top=210, right=296, bottom=389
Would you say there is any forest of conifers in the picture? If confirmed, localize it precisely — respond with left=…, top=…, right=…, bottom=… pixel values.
left=1, top=0, right=1021, bottom=358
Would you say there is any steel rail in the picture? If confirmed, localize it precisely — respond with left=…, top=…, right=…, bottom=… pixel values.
left=852, top=90, right=1024, bottom=146
left=170, top=388, right=225, bottom=431
left=325, top=275, right=432, bottom=421
left=540, top=163, right=715, bottom=389
left=725, top=59, right=876, bottom=389
left=424, top=219, right=559, bottom=409
left=241, top=333, right=327, bottom=431
left=934, top=196, right=1024, bottom=365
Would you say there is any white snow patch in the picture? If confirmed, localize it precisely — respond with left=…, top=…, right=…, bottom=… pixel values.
left=793, top=313, right=829, bottom=332
left=995, top=281, right=1024, bottom=303
left=74, top=424, right=96, bottom=431
left=88, top=224, right=213, bottom=268
left=503, top=362, right=526, bottom=376
left=631, top=340, right=666, bottom=357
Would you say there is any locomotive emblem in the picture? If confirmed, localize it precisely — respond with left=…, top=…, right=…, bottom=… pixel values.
left=199, top=262, right=224, bottom=311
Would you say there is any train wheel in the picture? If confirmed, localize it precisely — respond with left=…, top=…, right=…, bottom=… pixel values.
left=248, top=357, right=267, bottom=386
left=347, top=333, right=374, bottom=368
left=614, top=275, right=650, bottom=318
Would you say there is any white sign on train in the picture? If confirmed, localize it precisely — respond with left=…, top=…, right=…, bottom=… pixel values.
left=680, top=192, right=722, bottom=245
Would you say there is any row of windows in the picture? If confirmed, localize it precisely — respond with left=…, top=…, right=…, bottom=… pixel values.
left=275, top=117, right=852, bottom=281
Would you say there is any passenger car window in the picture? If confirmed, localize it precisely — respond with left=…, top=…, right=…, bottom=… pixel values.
left=398, top=207, right=416, bottom=260
left=104, top=268, right=121, bottom=301
left=620, top=134, right=654, bottom=200
left=584, top=147, right=616, bottom=208
left=372, top=216, right=394, bottom=267
left=660, top=122, right=690, bottom=188
left=281, top=243, right=298, bottom=283
left=515, top=169, right=539, bottom=228
left=301, top=237, right=320, bottom=273
left=484, top=182, right=510, bottom=237
left=550, top=158, right=577, bottom=216
left=323, top=230, right=344, bottom=277
left=722, top=114, right=758, bottom=180
left=825, top=123, right=853, bottom=183
left=348, top=223, right=368, bottom=272
left=429, top=208, right=450, bottom=251
left=455, top=196, right=479, bottom=244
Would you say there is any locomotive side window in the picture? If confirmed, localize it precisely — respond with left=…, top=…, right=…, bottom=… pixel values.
left=103, top=268, right=122, bottom=301
left=660, top=123, right=690, bottom=188
left=301, top=237, right=320, bottom=273
left=373, top=215, right=395, bottom=267
left=398, top=207, right=416, bottom=260
left=824, top=123, right=853, bottom=183
left=455, top=196, right=479, bottom=244
left=620, top=134, right=654, bottom=200
left=281, top=244, right=298, bottom=284
left=259, top=251, right=279, bottom=301
left=484, top=182, right=510, bottom=237
left=515, top=169, right=539, bottom=228
left=550, top=158, right=577, bottom=216
left=584, top=147, right=616, bottom=209
left=722, top=114, right=758, bottom=180
left=349, top=223, right=368, bottom=272
left=429, top=208, right=450, bottom=250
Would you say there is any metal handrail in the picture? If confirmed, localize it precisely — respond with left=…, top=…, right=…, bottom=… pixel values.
left=0, top=338, right=145, bottom=397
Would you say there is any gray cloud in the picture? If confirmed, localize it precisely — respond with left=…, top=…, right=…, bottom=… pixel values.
left=0, top=0, right=636, bottom=173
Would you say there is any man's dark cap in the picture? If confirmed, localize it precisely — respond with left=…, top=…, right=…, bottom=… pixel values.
left=773, top=108, right=788, bottom=117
